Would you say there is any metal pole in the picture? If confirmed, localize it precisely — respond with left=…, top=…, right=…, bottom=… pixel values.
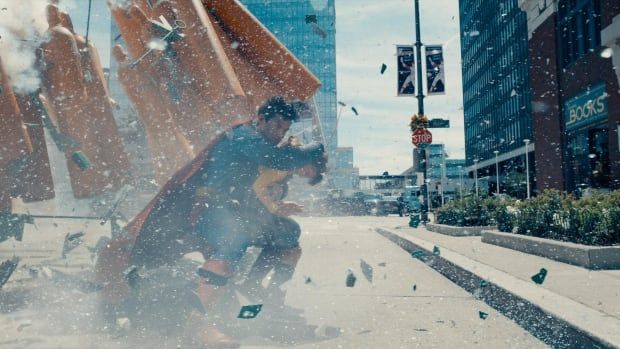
left=458, top=165, right=463, bottom=198
left=524, top=139, right=531, bottom=199
left=426, top=179, right=431, bottom=214
left=494, top=150, right=500, bottom=196
left=474, top=159, right=479, bottom=197
left=440, top=148, right=445, bottom=205
left=414, top=0, right=429, bottom=222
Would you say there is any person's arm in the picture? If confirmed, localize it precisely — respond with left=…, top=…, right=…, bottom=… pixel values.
left=237, top=129, right=324, bottom=171
left=253, top=167, right=290, bottom=214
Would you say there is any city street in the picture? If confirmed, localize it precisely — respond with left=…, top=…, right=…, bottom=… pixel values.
left=0, top=216, right=547, bottom=348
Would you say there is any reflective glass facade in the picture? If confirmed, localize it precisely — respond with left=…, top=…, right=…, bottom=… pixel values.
left=459, top=0, right=533, bottom=167
left=240, top=0, right=338, bottom=160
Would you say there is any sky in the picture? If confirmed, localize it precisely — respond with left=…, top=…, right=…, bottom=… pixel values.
left=334, top=0, right=464, bottom=175
left=61, top=0, right=465, bottom=176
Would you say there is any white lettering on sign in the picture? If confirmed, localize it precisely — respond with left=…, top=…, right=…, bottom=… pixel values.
left=413, top=134, right=432, bottom=143
left=567, top=95, right=606, bottom=127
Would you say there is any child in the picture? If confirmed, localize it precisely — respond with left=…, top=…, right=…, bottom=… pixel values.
left=252, top=136, right=326, bottom=216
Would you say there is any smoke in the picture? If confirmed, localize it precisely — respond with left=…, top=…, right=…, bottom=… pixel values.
left=0, top=0, right=49, bottom=93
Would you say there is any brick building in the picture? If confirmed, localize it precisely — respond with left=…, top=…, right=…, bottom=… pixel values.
left=520, top=0, right=620, bottom=192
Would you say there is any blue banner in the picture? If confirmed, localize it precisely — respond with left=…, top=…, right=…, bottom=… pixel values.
left=425, top=45, right=445, bottom=95
left=397, top=45, right=415, bottom=96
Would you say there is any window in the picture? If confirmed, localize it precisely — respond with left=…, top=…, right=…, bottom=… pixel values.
left=538, top=0, right=548, bottom=14
left=557, top=0, right=601, bottom=67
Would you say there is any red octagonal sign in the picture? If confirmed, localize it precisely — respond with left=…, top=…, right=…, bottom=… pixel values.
left=411, top=128, right=433, bottom=147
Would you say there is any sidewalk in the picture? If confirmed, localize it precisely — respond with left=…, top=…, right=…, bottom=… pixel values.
left=377, top=220, right=620, bottom=348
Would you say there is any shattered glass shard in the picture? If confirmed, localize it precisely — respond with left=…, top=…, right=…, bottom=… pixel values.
left=360, top=259, right=373, bottom=283
left=531, top=268, right=547, bottom=285
left=71, top=151, right=91, bottom=170
left=238, top=304, right=263, bottom=319
left=411, top=250, right=425, bottom=259
left=305, top=14, right=318, bottom=24
left=0, top=256, right=20, bottom=289
left=346, top=269, right=357, bottom=287
left=62, top=231, right=85, bottom=258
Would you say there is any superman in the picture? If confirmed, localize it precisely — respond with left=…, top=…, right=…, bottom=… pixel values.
left=96, top=97, right=326, bottom=347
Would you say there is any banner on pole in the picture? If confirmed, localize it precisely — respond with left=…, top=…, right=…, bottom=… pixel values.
left=425, top=45, right=445, bottom=95
left=397, top=45, right=415, bottom=96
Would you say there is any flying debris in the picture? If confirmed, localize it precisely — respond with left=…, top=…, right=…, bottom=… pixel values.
left=600, top=47, right=613, bottom=58
left=360, top=259, right=373, bottom=283
left=123, top=265, right=141, bottom=289
left=351, top=107, right=359, bottom=116
left=71, top=151, right=91, bottom=171
left=479, top=311, right=488, bottom=320
left=0, top=256, right=20, bottom=289
left=531, top=268, right=548, bottom=285
left=62, top=231, right=85, bottom=258
left=411, top=250, right=425, bottom=259
left=238, top=304, right=263, bottom=319
left=305, top=14, right=327, bottom=38
left=0, top=213, right=33, bottom=243
left=380, top=63, right=387, bottom=74
left=345, top=269, right=357, bottom=287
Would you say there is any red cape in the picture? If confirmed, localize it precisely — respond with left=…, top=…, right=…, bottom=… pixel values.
left=95, top=122, right=246, bottom=304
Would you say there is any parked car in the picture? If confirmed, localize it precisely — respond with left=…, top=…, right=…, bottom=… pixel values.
left=364, top=194, right=401, bottom=216
left=362, top=193, right=383, bottom=215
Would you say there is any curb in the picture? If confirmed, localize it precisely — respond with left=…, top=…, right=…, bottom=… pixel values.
left=376, top=227, right=620, bottom=349
left=481, top=231, right=620, bottom=269
left=426, top=223, right=495, bottom=236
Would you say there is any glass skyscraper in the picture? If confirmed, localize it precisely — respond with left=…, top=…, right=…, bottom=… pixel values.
left=239, top=0, right=338, bottom=161
left=459, top=0, right=533, bottom=168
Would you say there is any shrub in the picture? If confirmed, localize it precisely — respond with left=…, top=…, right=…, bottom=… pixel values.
left=434, top=190, right=620, bottom=246
left=435, top=196, right=511, bottom=227
left=511, top=189, right=620, bottom=246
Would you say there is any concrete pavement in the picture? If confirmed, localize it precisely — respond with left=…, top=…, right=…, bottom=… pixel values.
left=376, top=216, right=620, bottom=348
left=0, top=215, right=548, bottom=348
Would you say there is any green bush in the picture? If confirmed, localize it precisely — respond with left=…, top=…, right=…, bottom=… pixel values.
left=436, top=196, right=513, bottom=227
left=434, top=190, right=620, bottom=246
left=511, top=190, right=620, bottom=246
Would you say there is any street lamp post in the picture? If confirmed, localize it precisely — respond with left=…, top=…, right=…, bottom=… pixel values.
left=458, top=165, right=463, bottom=198
left=413, top=0, right=429, bottom=223
left=523, top=139, right=531, bottom=199
left=425, top=178, right=431, bottom=213
left=440, top=148, right=446, bottom=206
left=493, top=150, right=500, bottom=196
left=473, top=159, right=479, bottom=196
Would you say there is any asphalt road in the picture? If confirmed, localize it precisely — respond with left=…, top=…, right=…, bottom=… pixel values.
left=0, top=216, right=548, bottom=348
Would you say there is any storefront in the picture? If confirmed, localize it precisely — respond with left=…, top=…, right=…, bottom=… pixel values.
left=563, top=83, right=612, bottom=191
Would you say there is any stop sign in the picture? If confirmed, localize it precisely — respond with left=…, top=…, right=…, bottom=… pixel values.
left=411, top=128, right=432, bottom=147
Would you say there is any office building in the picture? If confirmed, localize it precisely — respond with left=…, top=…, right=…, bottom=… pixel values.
left=459, top=0, right=534, bottom=197
left=520, top=0, right=620, bottom=192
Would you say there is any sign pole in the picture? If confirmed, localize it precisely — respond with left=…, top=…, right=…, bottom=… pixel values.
left=414, top=0, right=429, bottom=223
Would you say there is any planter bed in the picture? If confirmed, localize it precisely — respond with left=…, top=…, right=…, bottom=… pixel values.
left=481, top=231, right=620, bottom=270
left=426, top=223, right=496, bottom=237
